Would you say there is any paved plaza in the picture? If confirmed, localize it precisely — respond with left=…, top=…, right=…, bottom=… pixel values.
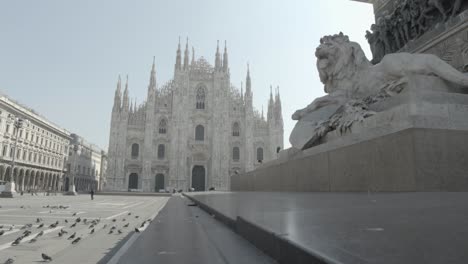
left=0, top=194, right=169, bottom=263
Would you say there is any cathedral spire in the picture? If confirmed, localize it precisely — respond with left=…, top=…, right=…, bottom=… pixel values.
left=148, top=56, right=157, bottom=96
left=123, top=75, right=129, bottom=111
left=275, top=85, right=283, bottom=123
left=175, top=37, right=182, bottom=71
left=245, top=63, right=252, bottom=96
left=267, top=85, right=274, bottom=121
left=215, top=40, right=221, bottom=70
left=191, top=46, right=195, bottom=66
left=183, top=37, right=189, bottom=70
left=222, top=40, right=229, bottom=72
left=240, top=81, right=244, bottom=101
left=113, top=75, right=122, bottom=111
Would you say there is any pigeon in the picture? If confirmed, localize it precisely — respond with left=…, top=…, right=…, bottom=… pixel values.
left=122, top=218, right=126, bottom=222
left=67, top=232, right=76, bottom=240
left=49, top=222, right=58, bottom=228
left=72, top=212, right=77, bottom=216
left=11, top=237, right=22, bottom=245
left=29, top=238, right=37, bottom=243
left=37, top=223, right=44, bottom=228
left=71, top=237, right=81, bottom=244
left=128, top=212, right=131, bottom=216
left=70, top=223, right=77, bottom=228
left=25, top=223, right=33, bottom=228
left=36, top=218, right=41, bottom=223
left=123, top=223, right=129, bottom=228
left=0, top=230, right=4, bottom=236
left=58, top=232, right=63, bottom=237
left=20, top=225, right=27, bottom=230
left=0, top=225, right=3, bottom=229
left=9, top=226, right=13, bottom=231
left=36, top=231, right=44, bottom=237
left=103, top=224, right=108, bottom=229
left=110, top=226, right=116, bottom=230
left=135, top=216, right=139, bottom=219
left=22, top=230, right=32, bottom=237
left=64, top=219, right=68, bottom=223
left=60, top=229, right=68, bottom=234
left=134, top=228, right=140, bottom=233
left=20, top=205, right=24, bottom=209
left=41, top=253, right=52, bottom=261
left=75, top=217, right=81, bottom=223
left=89, top=225, right=94, bottom=229
left=4, top=258, right=14, bottom=264
left=140, top=222, right=145, bottom=228
left=83, top=219, right=87, bottom=224
left=112, top=219, right=116, bottom=222
left=90, top=228, right=94, bottom=234
left=108, top=230, right=113, bottom=234
left=118, top=230, right=122, bottom=234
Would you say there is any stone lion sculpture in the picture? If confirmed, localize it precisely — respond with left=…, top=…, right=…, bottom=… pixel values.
left=290, top=32, right=468, bottom=150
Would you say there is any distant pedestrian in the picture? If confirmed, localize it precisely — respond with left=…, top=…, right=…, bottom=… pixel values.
left=90, top=190, right=94, bottom=200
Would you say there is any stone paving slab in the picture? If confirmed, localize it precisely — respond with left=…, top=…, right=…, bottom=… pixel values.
left=0, top=194, right=168, bottom=263
left=116, top=195, right=276, bottom=264
left=186, top=191, right=468, bottom=264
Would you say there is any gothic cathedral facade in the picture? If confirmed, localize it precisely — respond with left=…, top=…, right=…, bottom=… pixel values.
left=106, top=40, right=283, bottom=192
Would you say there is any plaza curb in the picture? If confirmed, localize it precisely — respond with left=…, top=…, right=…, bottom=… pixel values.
left=182, top=193, right=336, bottom=264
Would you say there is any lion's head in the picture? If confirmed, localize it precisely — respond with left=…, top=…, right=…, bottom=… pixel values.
left=316, top=32, right=371, bottom=93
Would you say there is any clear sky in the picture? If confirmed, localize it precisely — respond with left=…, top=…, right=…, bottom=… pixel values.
left=0, top=0, right=374, bottom=150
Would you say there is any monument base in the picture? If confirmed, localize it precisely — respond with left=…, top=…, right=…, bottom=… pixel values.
left=65, top=185, right=77, bottom=196
left=232, top=89, right=468, bottom=192
left=0, top=182, right=17, bottom=198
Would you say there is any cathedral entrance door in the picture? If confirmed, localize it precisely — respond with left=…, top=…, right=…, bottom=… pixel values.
left=155, top=174, right=165, bottom=192
left=128, top=173, right=138, bottom=189
left=191, top=166, right=205, bottom=191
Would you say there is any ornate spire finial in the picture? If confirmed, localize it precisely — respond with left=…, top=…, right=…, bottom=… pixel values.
left=191, top=46, right=195, bottom=65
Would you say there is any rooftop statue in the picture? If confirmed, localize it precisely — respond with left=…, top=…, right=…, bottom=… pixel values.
left=290, top=32, right=468, bottom=150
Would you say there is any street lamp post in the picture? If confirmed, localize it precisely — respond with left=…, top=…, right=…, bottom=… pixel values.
left=65, top=144, right=80, bottom=195
left=1, top=115, right=29, bottom=198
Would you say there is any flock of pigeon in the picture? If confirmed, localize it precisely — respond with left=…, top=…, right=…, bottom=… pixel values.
left=1, top=205, right=152, bottom=263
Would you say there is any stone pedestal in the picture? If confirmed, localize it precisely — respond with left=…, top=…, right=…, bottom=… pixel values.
left=232, top=89, right=468, bottom=192
left=0, top=182, right=17, bottom=198
left=65, top=184, right=77, bottom=196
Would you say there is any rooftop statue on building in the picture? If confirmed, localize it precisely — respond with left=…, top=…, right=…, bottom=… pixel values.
left=290, top=32, right=468, bottom=150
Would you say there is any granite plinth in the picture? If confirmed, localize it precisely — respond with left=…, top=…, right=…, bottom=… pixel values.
left=185, top=191, right=468, bottom=264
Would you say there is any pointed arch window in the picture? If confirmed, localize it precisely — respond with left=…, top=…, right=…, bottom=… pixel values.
left=195, top=125, right=204, bottom=141
left=131, top=143, right=139, bottom=159
left=196, top=86, right=206, bottom=109
left=256, top=147, right=264, bottom=163
left=159, top=119, right=167, bottom=134
left=232, top=122, right=240, bottom=137
left=157, top=144, right=165, bottom=160
left=232, top=147, right=240, bottom=162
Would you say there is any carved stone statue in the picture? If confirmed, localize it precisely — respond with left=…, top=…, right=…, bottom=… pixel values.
left=290, top=33, right=468, bottom=149
left=366, top=0, right=466, bottom=63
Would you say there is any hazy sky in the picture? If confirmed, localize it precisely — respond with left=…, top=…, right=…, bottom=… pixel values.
left=0, top=0, right=374, bottom=149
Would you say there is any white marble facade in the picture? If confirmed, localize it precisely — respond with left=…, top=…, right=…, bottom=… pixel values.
left=106, top=40, right=284, bottom=192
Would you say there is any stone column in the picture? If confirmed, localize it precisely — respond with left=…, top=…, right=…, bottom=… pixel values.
left=31, top=174, right=36, bottom=190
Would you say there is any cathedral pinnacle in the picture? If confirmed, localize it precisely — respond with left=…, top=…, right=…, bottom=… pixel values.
left=148, top=57, right=157, bottom=96
left=122, top=75, right=129, bottom=111
left=245, top=63, right=252, bottom=96
left=223, top=40, right=229, bottom=72
left=191, top=46, right=195, bottom=65
left=183, top=37, right=189, bottom=70
left=113, top=75, right=122, bottom=111
left=175, top=37, right=182, bottom=71
left=215, top=40, right=221, bottom=70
